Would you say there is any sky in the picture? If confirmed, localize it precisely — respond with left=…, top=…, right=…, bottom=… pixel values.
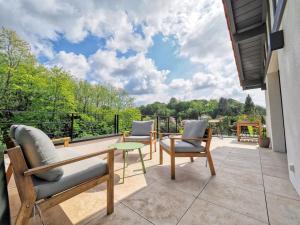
left=0, top=0, right=265, bottom=106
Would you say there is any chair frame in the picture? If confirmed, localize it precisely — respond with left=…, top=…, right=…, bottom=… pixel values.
left=122, top=130, right=157, bottom=160
left=5, top=136, right=115, bottom=225
left=159, top=128, right=215, bottom=179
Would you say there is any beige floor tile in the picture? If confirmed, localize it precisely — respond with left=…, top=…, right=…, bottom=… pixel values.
left=146, top=164, right=212, bottom=196
left=260, top=151, right=287, bottom=168
left=261, top=158, right=288, bottom=168
left=226, top=151, right=260, bottom=162
left=216, top=166, right=264, bottom=191
left=264, top=175, right=300, bottom=200
left=177, top=158, right=221, bottom=175
left=83, top=203, right=152, bottom=225
left=221, top=155, right=262, bottom=174
left=199, top=178, right=268, bottom=223
left=122, top=182, right=195, bottom=225
left=57, top=185, right=109, bottom=224
left=260, top=149, right=287, bottom=160
left=28, top=205, right=74, bottom=225
left=114, top=173, right=157, bottom=202
left=267, top=193, right=300, bottom=225
left=262, top=165, right=289, bottom=180
left=178, top=198, right=267, bottom=225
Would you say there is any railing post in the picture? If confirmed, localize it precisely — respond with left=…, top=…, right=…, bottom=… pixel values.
left=117, top=114, right=119, bottom=134
left=175, top=117, right=178, bottom=133
left=167, top=117, right=170, bottom=133
left=114, top=115, right=117, bottom=134
left=70, top=113, right=74, bottom=140
left=156, top=116, right=159, bottom=139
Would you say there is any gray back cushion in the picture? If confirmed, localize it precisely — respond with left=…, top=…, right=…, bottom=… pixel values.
left=10, top=124, right=22, bottom=139
left=131, top=121, right=154, bottom=136
left=182, top=120, right=208, bottom=146
left=15, top=125, right=64, bottom=181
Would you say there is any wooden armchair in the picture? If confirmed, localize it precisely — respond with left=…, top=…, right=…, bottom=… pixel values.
left=5, top=126, right=115, bottom=225
left=122, top=121, right=157, bottom=160
left=159, top=126, right=215, bottom=179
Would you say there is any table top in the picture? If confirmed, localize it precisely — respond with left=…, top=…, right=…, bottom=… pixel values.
left=110, top=142, right=144, bottom=150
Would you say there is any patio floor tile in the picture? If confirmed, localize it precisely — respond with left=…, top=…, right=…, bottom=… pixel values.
left=122, top=182, right=195, bottom=225
left=199, top=178, right=268, bottom=223
left=267, top=193, right=300, bottom=225
left=216, top=166, right=264, bottom=191
left=178, top=198, right=267, bottom=225
left=263, top=175, right=300, bottom=200
left=83, top=203, right=153, bottom=225
left=145, top=163, right=212, bottom=197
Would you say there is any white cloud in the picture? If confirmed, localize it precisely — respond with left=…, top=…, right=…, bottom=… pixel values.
left=89, top=51, right=169, bottom=95
left=47, top=51, right=90, bottom=79
left=0, top=0, right=265, bottom=106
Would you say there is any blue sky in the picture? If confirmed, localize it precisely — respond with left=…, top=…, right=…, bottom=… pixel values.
left=0, top=0, right=265, bottom=106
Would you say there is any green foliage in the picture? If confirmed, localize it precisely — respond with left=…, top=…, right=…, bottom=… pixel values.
left=140, top=97, right=265, bottom=119
left=119, top=108, right=141, bottom=132
left=0, top=27, right=138, bottom=143
left=244, top=94, right=255, bottom=114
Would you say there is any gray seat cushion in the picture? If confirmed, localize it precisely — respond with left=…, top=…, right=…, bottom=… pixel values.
left=131, top=121, right=154, bottom=136
left=33, top=148, right=107, bottom=200
left=160, top=138, right=205, bottom=153
left=124, top=135, right=150, bottom=142
left=182, top=120, right=208, bottom=146
left=14, top=125, right=64, bottom=181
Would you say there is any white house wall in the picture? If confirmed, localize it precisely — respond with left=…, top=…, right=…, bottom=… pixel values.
left=277, top=0, right=300, bottom=195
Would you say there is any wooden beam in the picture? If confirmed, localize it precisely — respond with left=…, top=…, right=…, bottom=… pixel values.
left=233, top=24, right=266, bottom=43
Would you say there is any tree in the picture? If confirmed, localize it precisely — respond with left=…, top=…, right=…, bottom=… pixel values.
left=0, top=27, right=32, bottom=109
left=217, top=97, right=230, bottom=116
left=244, top=94, right=255, bottom=114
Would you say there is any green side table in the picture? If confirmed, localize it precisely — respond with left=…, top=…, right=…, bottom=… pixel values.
left=110, top=142, right=146, bottom=183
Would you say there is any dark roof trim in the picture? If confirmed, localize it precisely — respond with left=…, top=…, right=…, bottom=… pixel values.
left=233, top=24, right=266, bottom=43
left=223, top=0, right=267, bottom=90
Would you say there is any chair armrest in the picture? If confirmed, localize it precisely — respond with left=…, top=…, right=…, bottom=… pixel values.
left=52, top=137, right=71, bottom=147
left=24, top=147, right=116, bottom=176
left=159, top=133, right=181, bottom=140
left=170, top=136, right=208, bottom=142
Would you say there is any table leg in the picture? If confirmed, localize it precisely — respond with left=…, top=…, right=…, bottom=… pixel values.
left=123, top=150, right=128, bottom=183
left=138, top=148, right=146, bottom=173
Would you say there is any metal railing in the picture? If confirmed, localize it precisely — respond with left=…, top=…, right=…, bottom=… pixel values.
left=0, top=111, right=239, bottom=151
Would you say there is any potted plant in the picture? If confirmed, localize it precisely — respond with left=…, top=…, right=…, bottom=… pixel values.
left=259, top=126, right=270, bottom=148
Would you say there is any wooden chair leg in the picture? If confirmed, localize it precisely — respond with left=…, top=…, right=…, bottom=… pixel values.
left=190, top=157, right=194, bottom=162
left=154, top=140, right=157, bottom=152
left=171, top=154, right=175, bottom=180
left=159, top=145, right=163, bottom=165
left=107, top=151, right=114, bottom=215
left=15, top=202, right=34, bottom=225
left=6, top=163, right=13, bottom=183
left=206, top=151, right=216, bottom=176
left=149, top=141, right=153, bottom=160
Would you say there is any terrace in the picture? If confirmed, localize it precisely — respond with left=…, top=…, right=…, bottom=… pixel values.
left=5, top=136, right=300, bottom=225
left=1, top=0, right=300, bottom=224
